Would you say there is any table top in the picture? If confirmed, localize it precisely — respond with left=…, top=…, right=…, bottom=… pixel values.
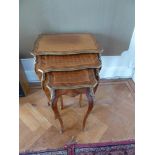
left=46, top=69, right=97, bottom=89
left=33, top=33, right=102, bottom=55
left=36, top=53, right=101, bottom=72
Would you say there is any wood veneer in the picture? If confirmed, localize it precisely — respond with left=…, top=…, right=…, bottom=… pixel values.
left=32, top=33, right=102, bottom=132
left=36, top=53, right=101, bottom=72
left=33, top=33, right=102, bottom=55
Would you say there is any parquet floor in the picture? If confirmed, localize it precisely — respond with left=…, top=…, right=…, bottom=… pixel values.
left=19, top=79, right=135, bottom=152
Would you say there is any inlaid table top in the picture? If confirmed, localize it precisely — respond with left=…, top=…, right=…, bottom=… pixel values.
left=46, top=69, right=97, bottom=89
left=33, top=33, right=102, bottom=55
left=36, top=53, right=101, bottom=72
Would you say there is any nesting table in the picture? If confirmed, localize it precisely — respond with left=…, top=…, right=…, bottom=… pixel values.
left=32, top=33, right=103, bottom=133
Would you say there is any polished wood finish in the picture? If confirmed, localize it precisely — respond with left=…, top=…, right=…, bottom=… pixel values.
left=82, top=88, right=94, bottom=130
left=79, top=94, right=82, bottom=107
left=33, top=33, right=102, bottom=132
left=33, top=33, right=102, bottom=55
left=35, top=66, right=99, bottom=133
left=60, top=96, right=64, bottom=110
left=48, top=87, right=95, bottom=133
left=36, top=53, right=101, bottom=72
left=47, top=69, right=97, bottom=89
left=19, top=79, right=135, bottom=152
left=51, top=93, right=64, bottom=133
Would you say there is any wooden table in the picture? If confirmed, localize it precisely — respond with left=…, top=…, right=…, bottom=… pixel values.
left=32, top=33, right=103, bottom=133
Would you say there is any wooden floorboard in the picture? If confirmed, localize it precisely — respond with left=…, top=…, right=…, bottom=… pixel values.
left=19, top=79, right=135, bottom=152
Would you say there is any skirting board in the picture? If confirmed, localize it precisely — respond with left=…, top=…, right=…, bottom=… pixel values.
left=99, top=66, right=133, bottom=79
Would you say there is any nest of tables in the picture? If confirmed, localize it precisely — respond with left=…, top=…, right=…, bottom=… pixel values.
left=32, top=33, right=103, bottom=133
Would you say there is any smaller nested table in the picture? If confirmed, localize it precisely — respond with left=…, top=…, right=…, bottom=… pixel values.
left=45, top=69, right=97, bottom=133
left=32, top=33, right=103, bottom=133
left=36, top=53, right=101, bottom=72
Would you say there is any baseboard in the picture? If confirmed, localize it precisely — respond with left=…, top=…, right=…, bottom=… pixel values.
left=99, top=66, right=133, bottom=79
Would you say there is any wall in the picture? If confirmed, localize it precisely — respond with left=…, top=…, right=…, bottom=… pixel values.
left=19, top=0, right=135, bottom=57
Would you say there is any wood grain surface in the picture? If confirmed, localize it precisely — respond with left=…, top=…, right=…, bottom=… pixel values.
left=36, top=53, right=101, bottom=72
left=33, top=33, right=102, bottom=55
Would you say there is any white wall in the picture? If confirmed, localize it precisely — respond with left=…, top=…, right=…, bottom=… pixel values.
left=21, top=31, right=135, bottom=82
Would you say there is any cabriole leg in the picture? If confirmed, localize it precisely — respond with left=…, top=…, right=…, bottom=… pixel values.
left=79, top=94, right=83, bottom=107
left=82, top=88, right=94, bottom=131
left=51, top=90, right=64, bottom=133
left=60, top=96, right=64, bottom=110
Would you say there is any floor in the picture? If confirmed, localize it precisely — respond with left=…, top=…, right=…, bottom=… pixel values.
left=19, top=79, right=135, bottom=152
